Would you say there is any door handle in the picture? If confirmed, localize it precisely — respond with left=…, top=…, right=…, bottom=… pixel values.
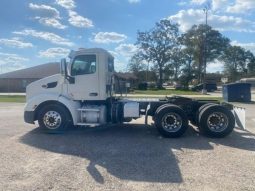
left=89, top=93, right=98, bottom=96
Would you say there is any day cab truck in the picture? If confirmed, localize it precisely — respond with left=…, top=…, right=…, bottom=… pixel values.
left=24, top=48, right=245, bottom=138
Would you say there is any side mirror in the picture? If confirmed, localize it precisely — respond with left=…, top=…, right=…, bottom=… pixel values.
left=60, top=58, right=75, bottom=84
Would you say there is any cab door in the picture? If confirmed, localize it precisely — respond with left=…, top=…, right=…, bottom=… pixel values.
left=68, top=54, right=100, bottom=100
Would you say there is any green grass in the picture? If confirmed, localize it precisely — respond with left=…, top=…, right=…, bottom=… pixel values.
left=133, top=89, right=200, bottom=95
left=192, top=97, right=223, bottom=102
left=0, top=95, right=26, bottom=103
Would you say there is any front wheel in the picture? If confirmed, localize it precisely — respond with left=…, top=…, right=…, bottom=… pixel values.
left=154, top=105, right=188, bottom=138
left=38, top=104, right=71, bottom=133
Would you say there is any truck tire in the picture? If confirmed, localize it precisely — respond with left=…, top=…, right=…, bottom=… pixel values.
left=193, top=103, right=217, bottom=125
left=154, top=105, right=188, bottom=138
left=198, top=105, right=235, bottom=138
left=38, top=104, right=71, bottom=133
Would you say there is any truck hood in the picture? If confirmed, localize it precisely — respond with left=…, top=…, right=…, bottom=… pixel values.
left=26, top=74, right=63, bottom=101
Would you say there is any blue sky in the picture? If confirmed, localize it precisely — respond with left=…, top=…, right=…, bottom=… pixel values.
left=0, top=0, right=255, bottom=73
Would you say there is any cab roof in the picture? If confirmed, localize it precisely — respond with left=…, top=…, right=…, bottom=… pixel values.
left=69, top=48, right=114, bottom=59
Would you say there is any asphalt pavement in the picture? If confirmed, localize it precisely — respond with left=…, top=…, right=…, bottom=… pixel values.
left=0, top=103, right=254, bottom=191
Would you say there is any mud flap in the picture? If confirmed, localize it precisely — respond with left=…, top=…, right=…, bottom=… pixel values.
left=233, top=106, right=246, bottom=130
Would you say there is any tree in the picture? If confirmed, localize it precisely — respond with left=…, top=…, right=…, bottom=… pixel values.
left=246, top=50, right=255, bottom=76
left=128, top=54, right=157, bottom=82
left=128, top=54, right=146, bottom=74
left=135, top=19, right=179, bottom=88
left=221, top=46, right=255, bottom=81
left=170, top=47, right=187, bottom=81
left=181, top=24, right=230, bottom=83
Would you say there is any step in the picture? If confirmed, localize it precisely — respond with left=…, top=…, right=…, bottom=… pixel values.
left=77, top=108, right=100, bottom=112
left=77, top=123, right=101, bottom=126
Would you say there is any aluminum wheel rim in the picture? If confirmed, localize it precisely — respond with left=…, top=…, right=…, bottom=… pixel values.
left=43, top=110, right=62, bottom=129
left=161, top=113, right=182, bottom=132
left=207, top=112, right=228, bottom=132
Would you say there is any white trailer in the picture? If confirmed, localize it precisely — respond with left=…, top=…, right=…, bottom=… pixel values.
left=24, top=48, right=244, bottom=138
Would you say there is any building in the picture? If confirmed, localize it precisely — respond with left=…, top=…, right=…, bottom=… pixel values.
left=0, top=63, right=59, bottom=92
left=0, top=63, right=138, bottom=93
left=114, top=72, right=138, bottom=93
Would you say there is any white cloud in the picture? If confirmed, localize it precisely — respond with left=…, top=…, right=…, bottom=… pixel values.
left=0, top=52, right=28, bottom=73
left=128, top=0, right=141, bottom=4
left=29, top=3, right=60, bottom=18
left=168, top=9, right=255, bottom=33
left=0, top=38, right=33, bottom=48
left=36, top=17, right=67, bottom=29
left=115, top=44, right=138, bottom=57
left=227, top=0, right=255, bottom=14
left=212, top=0, right=228, bottom=11
left=29, top=3, right=67, bottom=29
left=39, top=47, right=70, bottom=58
left=68, top=10, right=93, bottom=28
left=108, top=50, right=118, bottom=58
left=13, top=29, right=74, bottom=47
left=94, top=32, right=127, bottom=44
left=56, top=0, right=75, bottom=10
left=231, top=41, right=255, bottom=54
left=207, top=60, right=224, bottom=72
left=190, top=0, right=207, bottom=5
left=178, top=1, right=188, bottom=6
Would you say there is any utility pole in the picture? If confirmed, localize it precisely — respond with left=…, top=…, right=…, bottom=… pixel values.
left=202, top=6, right=208, bottom=94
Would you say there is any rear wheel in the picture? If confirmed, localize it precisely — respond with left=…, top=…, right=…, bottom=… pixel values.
left=154, top=105, right=188, bottom=138
left=198, top=105, right=235, bottom=138
left=38, top=104, right=71, bottom=133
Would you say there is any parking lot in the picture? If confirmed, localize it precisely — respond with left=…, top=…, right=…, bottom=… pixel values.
left=0, top=103, right=254, bottom=191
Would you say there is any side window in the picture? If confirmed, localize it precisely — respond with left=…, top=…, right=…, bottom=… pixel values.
left=71, top=55, right=96, bottom=76
left=108, top=57, right=114, bottom=72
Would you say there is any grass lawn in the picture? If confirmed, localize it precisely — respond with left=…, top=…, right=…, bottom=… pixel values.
left=0, top=95, right=26, bottom=103
left=133, top=89, right=200, bottom=95
left=192, top=97, right=223, bottom=102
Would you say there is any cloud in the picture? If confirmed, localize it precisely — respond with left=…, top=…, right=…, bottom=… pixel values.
left=55, top=0, right=75, bottom=10
left=227, top=0, right=255, bottom=14
left=190, top=0, right=207, bottom=5
left=29, top=3, right=60, bottom=18
left=128, top=0, right=141, bottom=4
left=178, top=1, right=188, bottom=6
left=211, top=0, right=228, bottom=11
left=13, top=29, right=74, bottom=47
left=231, top=41, right=255, bottom=54
left=68, top=10, right=93, bottom=28
left=39, top=47, right=70, bottom=58
left=207, top=60, right=224, bottom=73
left=115, top=43, right=138, bottom=57
left=168, top=9, right=255, bottom=33
left=29, top=3, right=67, bottom=29
left=0, top=52, right=28, bottom=73
left=36, top=17, right=67, bottom=29
left=108, top=50, right=118, bottom=58
left=0, top=38, right=33, bottom=48
left=93, top=32, right=127, bottom=44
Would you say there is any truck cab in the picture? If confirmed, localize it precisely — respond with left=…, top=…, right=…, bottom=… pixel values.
left=24, top=48, right=242, bottom=138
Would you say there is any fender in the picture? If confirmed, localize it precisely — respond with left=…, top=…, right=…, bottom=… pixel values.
left=24, top=93, right=81, bottom=125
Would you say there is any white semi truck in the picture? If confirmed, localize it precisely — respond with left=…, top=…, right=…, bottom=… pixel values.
left=24, top=48, right=244, bottom=138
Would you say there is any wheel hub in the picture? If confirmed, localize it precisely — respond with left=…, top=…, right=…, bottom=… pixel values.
left=207, top=112, right=228, bottom=132
left=43, top=111, right=62, bottom=129
left=161, top=113, right=182, bottom=132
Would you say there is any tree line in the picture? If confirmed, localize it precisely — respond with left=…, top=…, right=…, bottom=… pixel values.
left=128, top=19, right=255, bottom=88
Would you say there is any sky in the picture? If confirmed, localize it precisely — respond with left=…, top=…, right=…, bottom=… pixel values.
left=0, top=0, right=255, bottom=73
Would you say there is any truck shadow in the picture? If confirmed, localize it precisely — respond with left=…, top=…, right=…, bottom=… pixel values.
left=20, top=125, right=255, bottom=184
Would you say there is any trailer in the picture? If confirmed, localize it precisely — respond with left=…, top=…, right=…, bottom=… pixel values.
left=24, top=48, right=244, bottom=138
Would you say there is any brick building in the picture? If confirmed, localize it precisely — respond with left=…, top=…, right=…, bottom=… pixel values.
left=0, top=63, right=59, bottom=92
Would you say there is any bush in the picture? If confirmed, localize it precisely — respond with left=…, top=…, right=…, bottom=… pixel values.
left=147, top=82, right=156, bottom=89
left=138, top=82, right=148, bottom=90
